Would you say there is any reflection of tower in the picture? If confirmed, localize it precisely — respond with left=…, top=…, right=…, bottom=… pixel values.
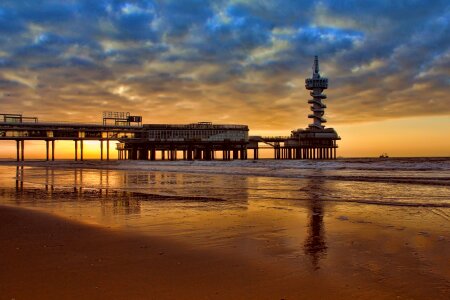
left=306, top=56, right=328, bottom=129
left=303, top=179, right=327, bottom=269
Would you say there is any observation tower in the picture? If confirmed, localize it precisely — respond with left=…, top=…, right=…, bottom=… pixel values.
left=306, top=56, right=328, bottom=129
left=285, top=56, right=341, bottom=159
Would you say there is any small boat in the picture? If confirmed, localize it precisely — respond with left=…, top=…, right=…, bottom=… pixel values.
left=379, top=153, right=389, bottom=158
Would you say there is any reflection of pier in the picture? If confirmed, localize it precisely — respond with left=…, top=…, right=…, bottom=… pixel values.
left=8, top=167, right=245, bottom=215
left=10, top=167, right=141, bottom=215
left=303, top=179, right=327, bottom=269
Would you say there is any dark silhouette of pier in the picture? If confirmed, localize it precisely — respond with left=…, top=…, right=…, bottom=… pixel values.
left=0, top=57, right=340, bottom=161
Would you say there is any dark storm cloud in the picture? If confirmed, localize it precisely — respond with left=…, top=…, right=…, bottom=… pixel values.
left=0, top=0, right=448, bottom=128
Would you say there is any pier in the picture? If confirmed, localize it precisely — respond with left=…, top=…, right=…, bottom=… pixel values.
left=0, top=112, right=143, bottom=161
left=0, top=114, right=338, bottom=161
left=0, top=57, right=340, bottom=161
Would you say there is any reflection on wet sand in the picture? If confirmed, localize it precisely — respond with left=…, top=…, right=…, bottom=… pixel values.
left=303, top=178, right=327, bottom=270
left=12, top=166, right=331, bottom=270
left=8, top=166, right=244, bottom=218
left=11, top=166, right=141, bottom=215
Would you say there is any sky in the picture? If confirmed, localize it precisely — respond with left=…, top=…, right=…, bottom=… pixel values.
left=0, top=0, right=449, bottom=158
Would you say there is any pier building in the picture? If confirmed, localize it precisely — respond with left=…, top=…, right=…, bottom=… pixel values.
left=117, top=122, right=249, bottom=161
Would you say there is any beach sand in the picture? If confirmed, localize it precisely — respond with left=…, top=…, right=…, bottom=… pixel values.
left=0, top=205, right=356, bottom=300
left=1, top=205, right=448, bottom=299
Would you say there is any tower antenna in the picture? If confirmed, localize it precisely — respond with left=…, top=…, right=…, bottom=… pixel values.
left=313, top=55, right=320, bottom=76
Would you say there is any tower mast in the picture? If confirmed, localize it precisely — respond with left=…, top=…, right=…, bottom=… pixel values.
left=305, top=55, right=328, bottom=130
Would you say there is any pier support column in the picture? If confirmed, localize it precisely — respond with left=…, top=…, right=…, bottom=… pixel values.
left=100, top=140, right=103, bottom=160
left=74, top=140, right=78, bottom=161
left=80, top=140, right=84, bottom=161
left=187, top=149, right=192, bottom=160
left=150, top=148, right=156, bottom=161
left=106, top=140, right=110, bottom=161
left=138, top=148, right=148, bottom=160
left=20, top=140, right=24, bottom=161
left=46, top=141, right=49, bottom=161
left=232, top=150, right=237, bottom=160
left=195, top=149, right=199, bottom=160
left=16, top=140, right=20, bottom=162
left=51, top=140, right=55, bottom=161
left=204, top=149, right=211, bottom=161
left=130, top=148, right=137, bottom=160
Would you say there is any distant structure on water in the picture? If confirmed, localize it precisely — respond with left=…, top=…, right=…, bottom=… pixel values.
left=249, top=56, right=340, bottom=159
left=288, top=56, right=340, bottom=159
left=0, top=56, right=340, bottom=161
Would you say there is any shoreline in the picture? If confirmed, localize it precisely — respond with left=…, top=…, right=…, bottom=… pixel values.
left=1, top=158, right=449, bottom=188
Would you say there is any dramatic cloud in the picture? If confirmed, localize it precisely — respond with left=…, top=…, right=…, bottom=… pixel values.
left=0, top=0, right=449, bottom=129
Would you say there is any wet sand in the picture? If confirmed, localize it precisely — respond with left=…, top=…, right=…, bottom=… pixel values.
left=0, top=161, right=449, bottom=299
left=0, top=205, right=356, bottom=300
left=1, top=205, right=449, bottom=300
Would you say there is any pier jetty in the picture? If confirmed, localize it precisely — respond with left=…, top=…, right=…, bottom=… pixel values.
left=0, top=57, right=340, bottom=161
